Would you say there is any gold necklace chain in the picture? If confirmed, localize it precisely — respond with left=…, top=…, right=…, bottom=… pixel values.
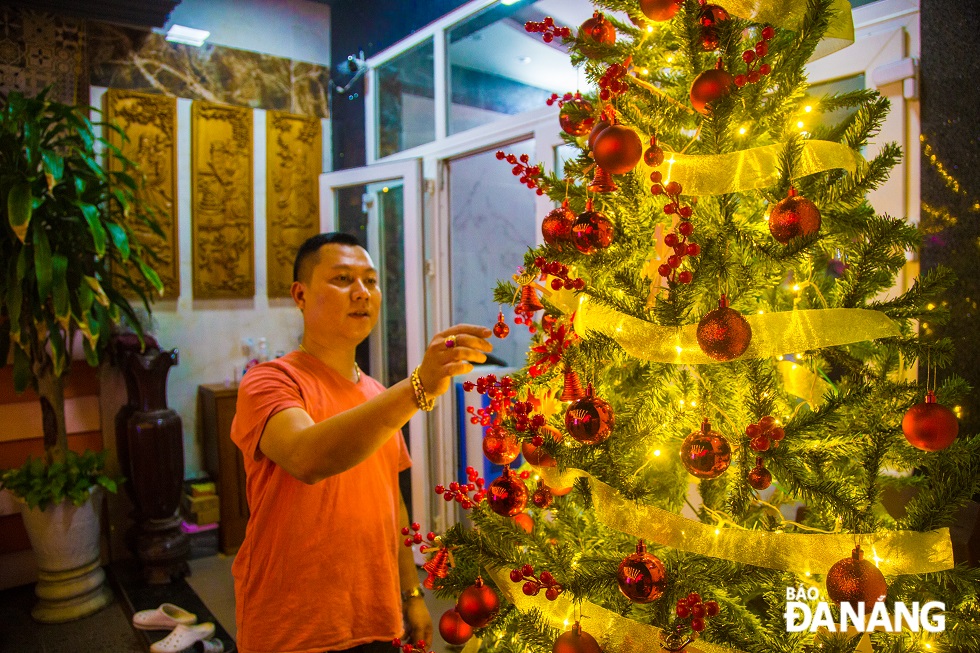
left=298, top=344, right=361, bottom=383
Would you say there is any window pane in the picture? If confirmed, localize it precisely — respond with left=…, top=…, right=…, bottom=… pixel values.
left=446, top=1, right=592, bottom=136
left=377, top=38, right=435, bottom=158
left=806, top=73, right=866, bottom=135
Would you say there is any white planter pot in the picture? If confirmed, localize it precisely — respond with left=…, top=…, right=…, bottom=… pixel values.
left=18, top=486, right=113, bottom=622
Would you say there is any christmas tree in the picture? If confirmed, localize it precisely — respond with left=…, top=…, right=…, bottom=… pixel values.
left=406, top=2, right=980, bottom=653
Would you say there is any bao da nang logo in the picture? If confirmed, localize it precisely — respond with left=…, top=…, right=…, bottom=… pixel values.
left=784, top=585, right=946, bottom=633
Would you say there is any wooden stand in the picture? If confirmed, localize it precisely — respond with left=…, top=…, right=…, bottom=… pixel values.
left=198, top=383, right=249, bottom=554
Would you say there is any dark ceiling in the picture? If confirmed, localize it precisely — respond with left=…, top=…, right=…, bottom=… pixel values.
left=0, top=0, right=181, bottom=28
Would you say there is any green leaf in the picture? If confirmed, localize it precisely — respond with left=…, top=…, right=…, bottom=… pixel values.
left=82, top=333, right=99, bottom=366
left=51, top=254, right=70, bottom=326
left=12, top=345, right=30, bottom=393
left=32, top=225, right=52, bottom=302
left=135, top=257, right=163, bottom=295
left=41, top=150, right=64, bottom=183
left=76, top=202, right=107, bottom=256
left=48, top=319, right=66, bottom=378
left=105, top=222, right=130, bottom=259
left=7, top=179, right=32, bottom=242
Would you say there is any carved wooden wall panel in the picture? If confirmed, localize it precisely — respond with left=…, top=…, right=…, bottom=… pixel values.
left=266, top=111, right=321, bottom=297
left=191, top=101, right=254, bottom=299
left=105, top=89, right=180, bottom=299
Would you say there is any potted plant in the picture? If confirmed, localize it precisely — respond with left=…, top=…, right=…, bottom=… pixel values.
left=0, top=88, right=163, bottom=622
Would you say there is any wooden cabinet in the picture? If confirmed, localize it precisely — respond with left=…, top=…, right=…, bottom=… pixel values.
left=199, top=383, right=248, bottom=554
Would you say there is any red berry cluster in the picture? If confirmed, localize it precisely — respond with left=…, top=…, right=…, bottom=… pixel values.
left=509, top=563, right=564, bottom=600
left=401, top=522, right=439, bottom=551
left=529, top=322, right=578, bottom=378
left=434, top=467, right=486, bottom=510
left=675, top=592, right=720, bottom=633
left=734, top=25, right=774, bottom=87
left=598, top=56, right=632, bottom=104
left=534, top=256, right=585, bottom=292
left=546, top=91, right=584, bottom=108
left=463, top=374, right=546, bottom=436
left=391, top=638, right=434, bottom=653
left=496, top=151, right=544, bottom=195
left=651, top=173, right=699, bottom=284
left=525, top=16, right=571, bottom=43
left=746, top=415, right=785, bottom=451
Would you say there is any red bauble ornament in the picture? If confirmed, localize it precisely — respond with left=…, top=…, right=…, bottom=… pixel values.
left=578, top=12, right=616, bottom=58
left=826, top=545, right=887, bottom=611
left=559, top=98, right=595, bottom=136
left=616, top=539, right=667, bottom=603
left=768, top=187, right=822, bottom=244
left=483, top=429, right=520, bottom=465
left=487, top=467, right=528, bottom=517
left=592, top=125, right=643, bottom=175
left=696, top=294, right=752, bottom=361
left=543, top=199, right=576, bottom=247
left=532, top=480, right=554, bottom=508
left=493, top=311, right=510, bottom=338
left=699, top=4, right=730, bottom=27
left=587, top=120, right=611, bottom=150
left=571, top=200, right=614, bottom=255
left=439, top=608, right=474, bottom=645
left=553, top=623, right=602, bottom=653
left=513, top=512, right=534, bottom=533
left=748, top=457, right=772, bottom=490
left=644, top=140, right=665, bottom=167
left=455, top=576, right=500, bottom=628
left=680, top=418, right=731, bottom=479
left=565, top=383, right=614, bottom=444
left=690, top=66, right=733, bottom=115
left=639, top=0, right=681, bottom=22
left=523, top=435, right=558, bottom=468
left=902, top=390, right=959, bottom=451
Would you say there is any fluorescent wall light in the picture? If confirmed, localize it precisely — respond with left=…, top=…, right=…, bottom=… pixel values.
left=165, top=25, right=211, bottom=47
left=501, top=0, right=521, bottom=5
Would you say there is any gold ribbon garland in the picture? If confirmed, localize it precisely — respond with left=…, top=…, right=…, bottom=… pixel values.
left=571, top=297, right=901, bottom=365
left=638, top=141, right=864, bottom=198
left=489, top=567, right=750, bottom=653
left=712, top=0, right=855, bottom=60
left=536, top=467, right=954, bottom=577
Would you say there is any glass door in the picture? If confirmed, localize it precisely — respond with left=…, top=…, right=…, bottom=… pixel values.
left=319, top=160, right=427, bottom=523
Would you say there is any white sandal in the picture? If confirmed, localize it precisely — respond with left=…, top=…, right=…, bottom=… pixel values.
left=132, top=603, right=198, bottom=630
left=150, top=622, right=216, bottom=653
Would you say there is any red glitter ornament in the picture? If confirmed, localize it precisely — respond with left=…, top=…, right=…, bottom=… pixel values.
left=542, top=199, right=576, bottom=247
left=592, top=124, right=643, bottom=175
left=455, top=576, right=500, bottom=628
left=768, top=187, right=821, bottom=244
left=680, top=418, right=732, bottom=479
left=639, top=0, right=682, bottom=22
left=571, top=199, right=614, bottom=255
left=748, top=457, right=772, bottom=490
left=696, top=294, right=752, bottom=361
left=438, top=608, right=473, bottom=645
left=532, top=480, right=554, bottom=508
left=565, top=383, right=614, bottom=444
left=482, top=429, right=520, bottom=465
left=493, top=311, right=510, bottom=339
left=559, top=97, right=595, bottom=136
left=487, top=467, right=529, bottom=517
left=690, top=63, right=733, bottom=114
left=578, top=12, right=616, bottom=58
left=616, top=539, right=667, bottom=603
left=553, top=622, right=601, bottom=653
left=902, top=390, right=959, bottom=451
left=826, top=545, right=887, bottom=612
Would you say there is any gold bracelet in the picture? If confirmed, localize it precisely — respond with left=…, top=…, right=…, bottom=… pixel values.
left=410, top=367, right=435, bottom=411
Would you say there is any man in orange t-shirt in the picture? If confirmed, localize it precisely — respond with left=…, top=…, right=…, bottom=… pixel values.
left=231, top=233, right=493, bottom=653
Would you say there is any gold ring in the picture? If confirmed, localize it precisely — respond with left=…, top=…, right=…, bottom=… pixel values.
left=445, top=335, right=457, bottom=348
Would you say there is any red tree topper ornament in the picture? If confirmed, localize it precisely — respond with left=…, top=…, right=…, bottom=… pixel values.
left=746, top=415, right=785, bottom=451
left=509, top=563, right=565, bottom=600
left=578, top=12, right=616, bottom=58
left=455, top=576, right=500, bottom=628
left=690, top=59, right=734, bottom=114
left=768, top=187, right=822, bottom=244
left=593, top=124, right=643, bottom=175
left=696, top=294, right=752, bottom=361
left=565, top=383, right=615, bottom=445
left=680, top=418, right=732, bottom=479
left=902, top=390, right=959, bottom=451
left=553, top=622, right=602, bottom=653
left=438, top=608, right=473, bottom=645
left=487, top=466, right=529, bottom=517
left=640, top=0, right=683, bottom=22
left=734, top=25, right=775, bottom=87
left=572, top=199, right=615, bottom=255
left=748, top=457, right=772, bottom=490
left=525, top=16, right=572, bottom=44
left=616, top=539, right=667, bottom=603
left=826, top=545, right=888, bottom=612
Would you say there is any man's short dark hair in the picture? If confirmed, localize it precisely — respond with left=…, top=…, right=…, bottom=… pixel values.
left=293, top=232, right=364, bottom=283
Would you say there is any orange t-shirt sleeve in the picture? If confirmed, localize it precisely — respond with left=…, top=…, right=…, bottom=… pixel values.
left=232, top=363, right=306, bottom=462
left=397, top=430, right=412, bottom=472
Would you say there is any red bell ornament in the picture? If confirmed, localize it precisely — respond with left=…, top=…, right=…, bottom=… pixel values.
left=559, top=98, right=595, bottom=136
left=578, top=12, right=616, bottom=58
left=516, top=284, right=545, bottom=315
left=696, top=294, right=752, bottom=361
left=592, top=124, right=643, bottom=175
left=542, top=199, right=576, bottom=247
left=482, top=429, right=520, bottom=465
left=560, top=368, right=587, bottom=402
left=748, top=457, right=772, bottom=490
left=690, top=63, right=734, bottom=115
left=768, top=187, right=822, bottom=244
left=902, top=390, right=959, bottom=451
left=680, top=418, right=731, bottom=479
left=553, top=622, right=602, bottom=653
left=439, top=607, right=474, bottom=645
left=826, top=545, right=887, bottom=612
left=571, top=199, right=614, bottom=255
left=487, top=466, right=529, bottom=517
left=639, top=0, right=681, bottom=22
left=587, top=166, right=618, bottom=194
left=455, top=576, right=500, bottom=628
left=565, top=383, right=614, bottom=444
left=616, top=539, right=667, bottom=603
